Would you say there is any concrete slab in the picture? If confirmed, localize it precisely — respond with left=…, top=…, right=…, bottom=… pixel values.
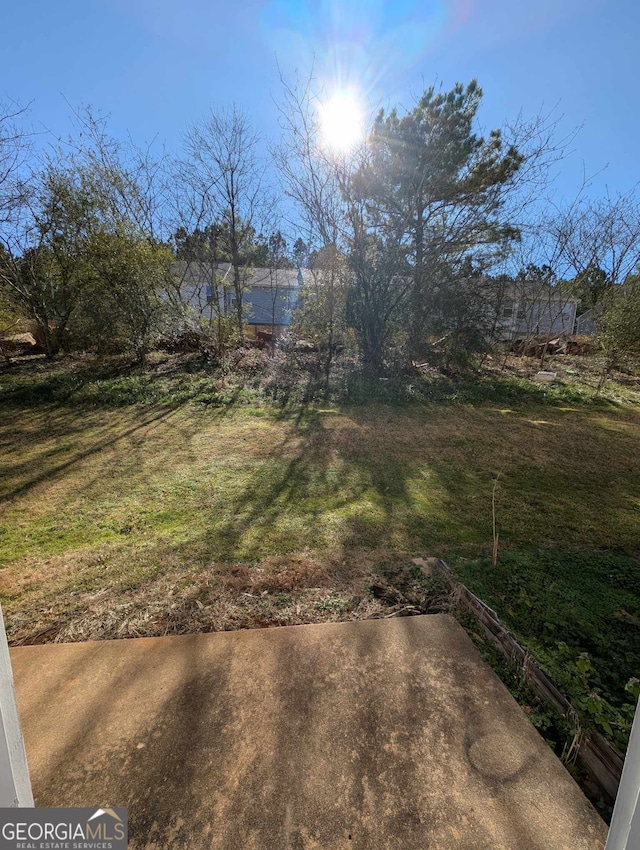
left=10, top=614, right=606, bottom=850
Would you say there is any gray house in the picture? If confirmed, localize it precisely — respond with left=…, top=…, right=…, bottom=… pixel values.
left=174, top=263, right=310, bottom=336
left=174, top=265, right=581, bottom=343
left=494, top=282, right=579, bottom=341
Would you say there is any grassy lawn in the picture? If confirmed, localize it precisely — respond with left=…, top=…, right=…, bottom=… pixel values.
left=1, top=353, right=640, bottom=747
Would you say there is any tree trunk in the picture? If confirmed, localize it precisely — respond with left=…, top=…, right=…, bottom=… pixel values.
left=361, top=324, right=384, bottom=376
left=231, top=254, right=243, bottom=341
left=0, top=339, right=12, bottom=366
left=410, top=209, right=425, bottom=356
left=38, top=322, right=58, bottom=359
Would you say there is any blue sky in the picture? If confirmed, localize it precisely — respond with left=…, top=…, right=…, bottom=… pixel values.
left=1, top=0, right=638, bottom=202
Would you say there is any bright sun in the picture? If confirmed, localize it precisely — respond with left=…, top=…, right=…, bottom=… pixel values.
left=319, top=90, right=364, bottom=153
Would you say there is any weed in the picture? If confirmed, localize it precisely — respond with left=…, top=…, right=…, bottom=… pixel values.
left=452, top=550, right=640, bottom=748
left=314, top=595, right=349, bottom=613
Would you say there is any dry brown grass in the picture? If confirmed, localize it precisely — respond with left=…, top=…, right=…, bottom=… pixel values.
left=5, top=544, right=436, bottom=644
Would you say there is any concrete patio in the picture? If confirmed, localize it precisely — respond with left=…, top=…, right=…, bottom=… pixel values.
left=10, top=614, right=606, bottom=849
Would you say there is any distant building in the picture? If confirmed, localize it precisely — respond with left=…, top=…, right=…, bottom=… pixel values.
left=494, top=282, right=579, bottom=340
left=174, top=264, right=585, bottom=342
left=174, top=263, right=311, bottom=336
left=574, top=306, right=601, bottom=336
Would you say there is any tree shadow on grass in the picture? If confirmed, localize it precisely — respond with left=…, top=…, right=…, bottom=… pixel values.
left=168, top=404, right=431, bottom=568
left=186, top=397, right=640, bottom=567
left=0, top=379, right=252, bottom=504
left=0, top=406, right=180, bottom=503
left=4, top=396, right=640, bottom=635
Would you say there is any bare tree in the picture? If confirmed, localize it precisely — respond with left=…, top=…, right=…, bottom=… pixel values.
left=66, top=106, right=170, bottom=243
left=0, top=102, right=33, bottom=359
left=273, top=71, right=344, bottom=250
left=273, top=72, right=374, bottom=377
left=168, top=163, right=232, bottom=349
left=500, top=228, right=577, bottom=340
left=264, top=231, right=288, bottom=353
left=0, top=100, right=32, bottom=236
left=545, top=191, right=640, bottom=286
left=491, top=183, right=640, bottom=372
left=183, top=106, right=267, bottom=338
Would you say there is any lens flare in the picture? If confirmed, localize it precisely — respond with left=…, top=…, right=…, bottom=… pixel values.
left=319, top=89, right=365, bottom=152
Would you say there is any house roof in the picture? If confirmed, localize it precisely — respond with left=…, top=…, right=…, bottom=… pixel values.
left=500, top=279, right=579, bottom=304
left=174, top=262, right=310, bottom=290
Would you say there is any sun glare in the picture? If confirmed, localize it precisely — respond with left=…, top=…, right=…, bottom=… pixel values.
left=319, top=90, right=364, bottom=153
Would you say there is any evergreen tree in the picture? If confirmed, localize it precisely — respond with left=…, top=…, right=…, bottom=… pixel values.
left=357, top=81, right=523, bottom=359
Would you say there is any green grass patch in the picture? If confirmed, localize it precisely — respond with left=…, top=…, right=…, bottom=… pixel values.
left=3, top=351, right=636, bottom=410
left=0, top=354, right=261, bottom=408
left=340, top=370, right=610, bottom=408
left=453, top=550, right=640, bottom=748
